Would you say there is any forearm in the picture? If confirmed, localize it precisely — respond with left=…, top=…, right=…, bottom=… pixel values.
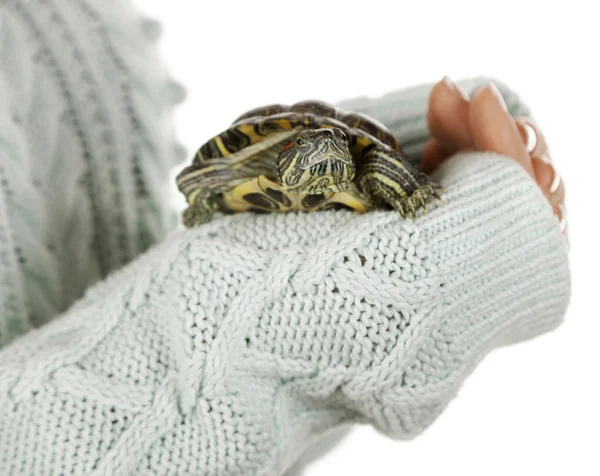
left=0, top=150, right=570, bottom=475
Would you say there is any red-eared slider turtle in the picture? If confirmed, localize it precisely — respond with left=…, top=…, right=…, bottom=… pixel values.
left=176, top=100, right=445, bottom=227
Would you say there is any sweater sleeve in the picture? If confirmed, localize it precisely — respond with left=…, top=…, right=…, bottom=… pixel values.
left=0, top=150, right=570, bottom=475
left=0, top=0, right=185, bottom=347
left=337, top=76, right=532, bottom=161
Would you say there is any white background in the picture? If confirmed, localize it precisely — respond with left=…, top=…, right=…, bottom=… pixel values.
left=134, top=1, right=599, bottom=474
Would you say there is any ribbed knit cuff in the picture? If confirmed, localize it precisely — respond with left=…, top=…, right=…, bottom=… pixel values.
left=338, top=152, right=569, bottom=438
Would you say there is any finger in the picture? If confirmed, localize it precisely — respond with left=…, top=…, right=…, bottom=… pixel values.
left=553, top=203, right=567, bottom=235
left=515, top=117, right=549, bottom=157
left=531, top=154, right=565, bottom=204
left=515, top=120, right=537, bottom=153
left=551, top=179, right=566, bottom=207
left=531, top=154, right=566, bottom=230
left=531, top=154, right=555, bottom=192
left=421, top=138, right=449, bottom=173
left=469, top=83, right=536, bottom=179
left=427, top=76, right=472, bottom=153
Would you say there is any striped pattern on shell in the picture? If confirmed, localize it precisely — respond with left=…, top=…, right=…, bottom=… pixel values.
left=176, top=100, right=445, bottom=227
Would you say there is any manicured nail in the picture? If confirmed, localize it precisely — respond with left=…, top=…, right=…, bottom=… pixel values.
left=553, top=203, right=567, bottom=234
left=538, top=154, right=561, bottom=194
left=532, top=154, right=559, bottom=195
left=520, top=121, right=538, bottom=153
left=549, top=170, right=561, bottom=194
left=442, top=76, right=470, bottom=101
left=488, top=82, right=508, bottom=112
left=516, top=117, right=550, bottom=156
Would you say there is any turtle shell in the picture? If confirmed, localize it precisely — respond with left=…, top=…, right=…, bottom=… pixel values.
left=194, top=100, right=400, bottom=164
left=249, top=100, right=400, bottom=149
left=176, top=100, right=426, bottom=225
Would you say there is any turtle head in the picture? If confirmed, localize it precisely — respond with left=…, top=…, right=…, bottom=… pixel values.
left=277, top=127, right=355, bottom=195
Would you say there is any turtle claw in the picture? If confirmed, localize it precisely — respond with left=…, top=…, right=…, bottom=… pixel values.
left=430, top=187, right=446, bottom=204
left=418, top=194, right=429, bottom=213
left=392, top=196, right=417, bottom=219
left=390, top=182, right=446, bottom=219
left=397, top=202, right=407, bottom=218
left=419, top=183, right=446, bottom=209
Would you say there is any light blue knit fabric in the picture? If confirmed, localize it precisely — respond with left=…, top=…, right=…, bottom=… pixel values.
left=0, top=1, right=571, bottom=474
left=0, top=153, right=570, bottom=475
left=0, top=0, right=185, bottom=347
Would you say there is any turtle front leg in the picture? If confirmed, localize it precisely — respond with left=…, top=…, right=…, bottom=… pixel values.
left=176, top=162, right=235, bottom=227
left=182, top=196, right=215, bottom=227
left=358, top=147, right=446, bottom=218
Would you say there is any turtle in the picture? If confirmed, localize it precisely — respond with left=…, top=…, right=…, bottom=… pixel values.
left=176, top=100, right=445, bottom=227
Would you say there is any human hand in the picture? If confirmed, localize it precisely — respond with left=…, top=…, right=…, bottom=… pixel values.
left=422, top=78, right=566, bottom=237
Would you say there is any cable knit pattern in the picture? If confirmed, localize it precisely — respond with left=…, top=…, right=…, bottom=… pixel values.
left=0, top=151, right=570, bottom=474
left=0, top=0, right=185, bottom=346
left=0, top=3, right=571, bottom=471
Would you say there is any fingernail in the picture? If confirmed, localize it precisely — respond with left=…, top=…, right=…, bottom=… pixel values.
left=553, top=203, right=567, bottom=234
left=538, top=154, right=561, bottom=194
left=532, top=154, right=559, bottom=195
left=559, top=203, right=569, bottom=247
left=488, top=82, right=508, bottom=112
left=520, top=121, right=538, bottom=153
left=549, top=171, right=561, bottom=194
left=442, top=76, right=470, bottom=101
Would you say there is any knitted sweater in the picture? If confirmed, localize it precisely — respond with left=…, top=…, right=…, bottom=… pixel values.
left=0, top=1, right=571, bottom=475
left=0, top=153, right=570, bottom=475
left=0, top=0, right=185, bottom=347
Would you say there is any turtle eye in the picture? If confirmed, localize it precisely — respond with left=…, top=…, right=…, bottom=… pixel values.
left=338, top=132, right=348, bottom=144
left=295, top=136, right=307, bottom=147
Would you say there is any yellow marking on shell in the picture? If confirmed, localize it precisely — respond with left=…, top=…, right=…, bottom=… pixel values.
left=227, top=128, right=300, bottom=167
left=237, top=124, right=263, bottom=144
left=221, top=175, right=367, bottom=214
left=351, top=136, right=374, bottom=155
left=237, top=119, right=299, bottom=142
left=214, top=137, right=230, bottom=156
left=222, top=176, right=293, bottom=213
left=178, top=129, right=301, bottom=206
